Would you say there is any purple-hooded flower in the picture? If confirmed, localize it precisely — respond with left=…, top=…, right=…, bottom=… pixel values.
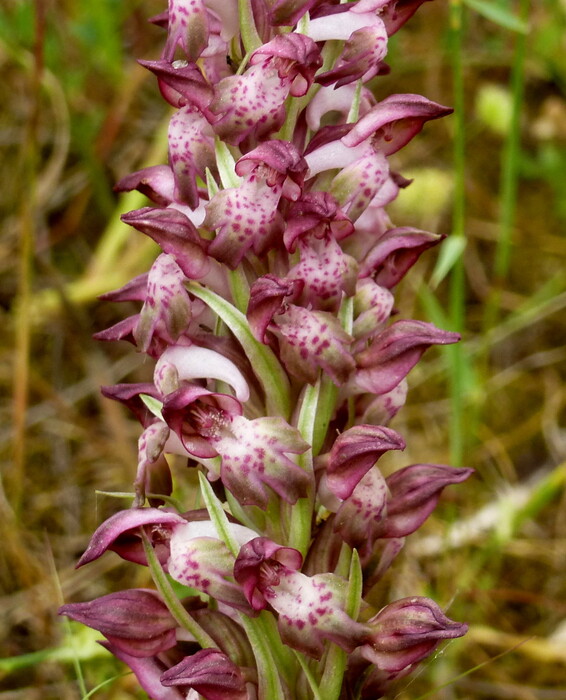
left=247, top=274, right=303, bottom=344
left=271, top=304, right=356, bottom=385
left=354, top=320, right=461, bottom=395
left=324, top=423, right=405, bottom=500
left=287, top=234, right=358, bottom=311
left=205, top=140, right=308, bottom=267
left=167, top=518, right=257, bottom=612
left=161, top=649, right=250, bottom=700
left=59, top=589, right=178, bottom=657
left=209, top=34, right=322, bottom=145
left=102, top=641, right=185, bottom=700
left=359, top=226, right=444, bottom=288
left=359, top=597, right=468, bottom=671
left=283, top=191, right=354, bottom=253
left=315, top=21, right=388, bottom=88
left=162, top=385, right=311, bottom=507
left=234, top=537, right=366, bottom=658
left=121, top=207, right=210, bottom=280
left=380, top=463, right=474, bottom=537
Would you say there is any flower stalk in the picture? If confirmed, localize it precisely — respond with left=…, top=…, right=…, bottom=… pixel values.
left=60, top=2, right=473, bottom=698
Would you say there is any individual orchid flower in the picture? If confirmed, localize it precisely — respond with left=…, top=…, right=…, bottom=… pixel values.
left=204, top=140, right=307, bottom=267
left=234, top=537, right=366, bottom=658
left=323, top=423, right=405, bottom=500
left=305, top=94, right=452, bottom=220
left=162, top=385, right=311, bottom=508
left=358, top=597, right=468, bottom=671
left=286, top=234, right=359, bottom=311
left=209, top=33, right=322, bottom=145
left=59, top=589, right=178, bottom=657
left=358, top=226, right=444, bottom=288
left=353, top=320, right=461, bottom=396
left=103, top=641, right=185, bottom=700
left=315, top=21, right=389, bottom=88
left=380, top=463, right=474, bottom=537
left=161, top=648, right=250, bottom=700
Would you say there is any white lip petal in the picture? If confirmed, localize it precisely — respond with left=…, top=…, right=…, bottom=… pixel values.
left=155, top=345, right=250, bottom=402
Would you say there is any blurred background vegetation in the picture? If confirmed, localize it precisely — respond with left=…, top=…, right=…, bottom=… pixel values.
left=1, top=0, right=566, bottom=697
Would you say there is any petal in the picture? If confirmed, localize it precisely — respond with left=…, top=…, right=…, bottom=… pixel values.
left=155, top=345, right=250, bottom=402
left=273, top=305, right=355, bottom=385
left=247, top=274, right=303, bottom=343
left=359, top=226, right=444, bottom=288
left=380, top=463, right=474, bottom=537
left=121, top=207, right=210, bottom=280
left=161, top=649, right=249, bottom=700
left=360, top=597, right=468, bottom=672
left=342, top=93, right=453, bottom=156
left=216, top=415, right=311, bottom=508
left=326, top=424, right=405, bottom=500
left=355, top=320, right=460, bottom=395
left=59, top=589, right=177, bottom=657
left=77, top=508, right=186, bottom=568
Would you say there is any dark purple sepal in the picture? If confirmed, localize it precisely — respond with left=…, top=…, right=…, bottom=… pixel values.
left=283, top=191, right=354, bottom=253
left=359, top=227, right=444, bottom=288
left=342, top=94, right=453, bottom=156
left=249, top=33, right=322, bottom=97
left=161, top=385, right=242, bottom=459
left=359, top=597, right=468, bottom=672
left=381, top=464, right=474, bottom=537
left=121, top=207, right=210, bottom=280
left=77, top=508, right=186, bottom=568
left=100, top=383, right=161, bottom=427
left=161, top=649, right=249, bottom=700
left=247, top=274, right=303, bottom=343
left=100, top=641, right=185, bottom=700
left=333, top=467, right=388, bottom=554
left=268, top=0, right=321, bottom=26
left=98, top=273, right=149, bottom=302
left=115, top=165, right=175, bottom=206
left=355, top=320, right=460, bottom=395
left=138, top=59, right=214, bottom=113
left=380, top=0, right=435, bottom=36
left=59, top=589, right=177, bottom=657
left=234, top=537, right=303, bottom=611
left=326, top=424, right=405, bottom=500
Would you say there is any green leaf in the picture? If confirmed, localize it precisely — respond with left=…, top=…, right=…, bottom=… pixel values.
left=345, top=549, right=362, bottom=619
left=463, top=0, right=529, bottom=33
left=186, top=282, right=291, bottom=418
left=198, top=471, right=240, bottom=557
left=430, top=235, right=467, bottom=288
left=215, top=137, right=242, bottom=189
left=140, top=394, right=164, bottom=420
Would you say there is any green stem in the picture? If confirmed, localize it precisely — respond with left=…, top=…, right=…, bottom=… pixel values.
left=238, top=613, right=288, bottom=700
left=448, top=0, right=467, bottom=467
left=141, top=530, right=217, bottom=649
left=482, top=0, right=529, bottom=332
left=238, top=0, right=262, bottom=54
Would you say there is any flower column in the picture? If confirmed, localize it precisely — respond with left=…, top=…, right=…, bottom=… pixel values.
left=61, top=2, right=472, bottom=699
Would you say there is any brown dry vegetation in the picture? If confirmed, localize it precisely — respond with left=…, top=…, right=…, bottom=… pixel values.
left=1, top=1, right=566, bottom=698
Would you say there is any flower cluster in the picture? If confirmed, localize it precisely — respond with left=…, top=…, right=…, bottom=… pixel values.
left=61, top=2, right=472, bottom=698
